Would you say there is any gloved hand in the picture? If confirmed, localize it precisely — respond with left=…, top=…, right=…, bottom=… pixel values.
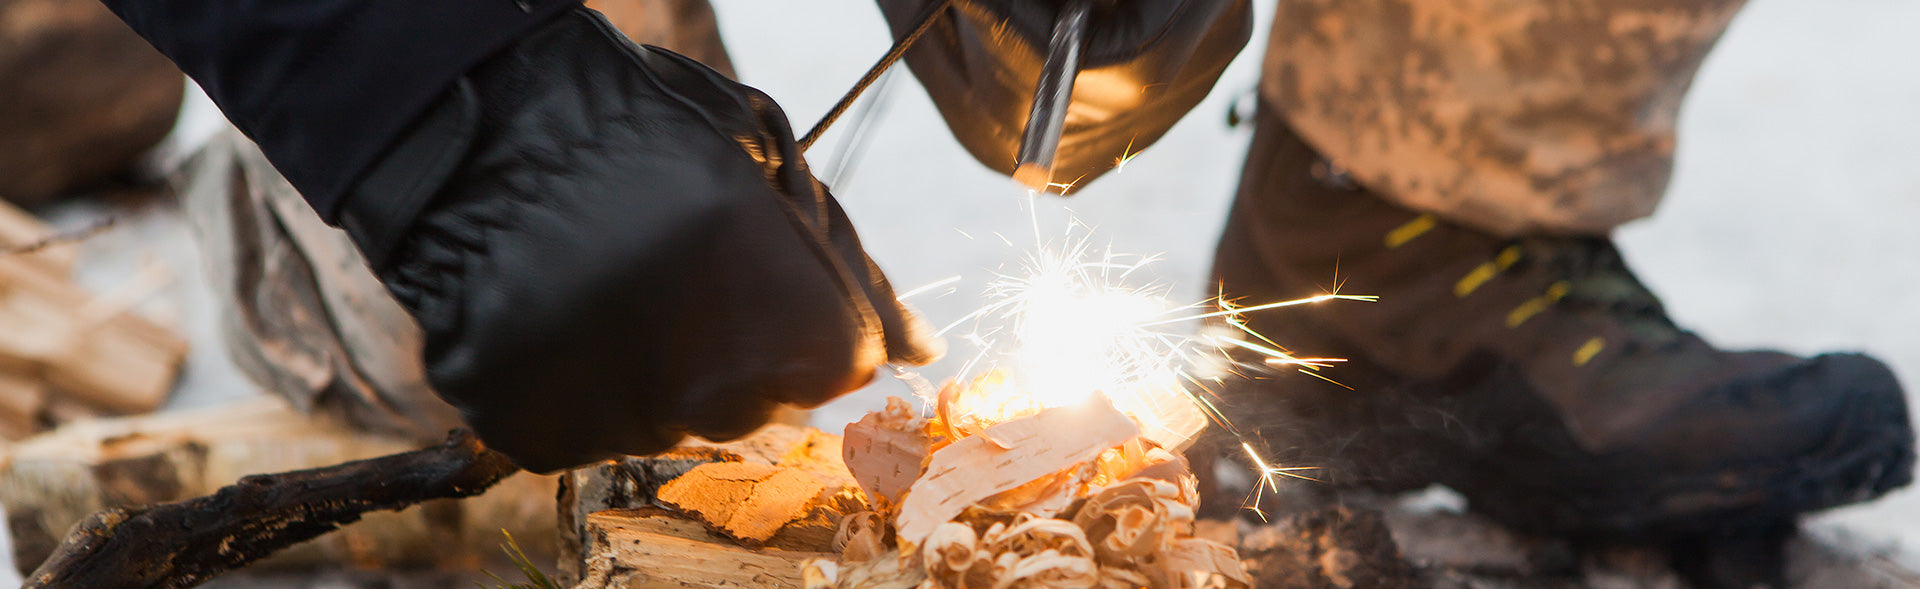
left=877, top=0, right=1251, bottom=192
left=335, top=8, right=940, bottom=473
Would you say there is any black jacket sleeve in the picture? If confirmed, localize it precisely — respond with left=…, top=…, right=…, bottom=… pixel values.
left=98, top=0, right=578, bottom=221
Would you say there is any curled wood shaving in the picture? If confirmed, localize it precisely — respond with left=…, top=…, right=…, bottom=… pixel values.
left=978, top=516, right=1099, bottom=589
left=1095, top=566, right=1154, bottom=589
left=922, top=522, right=983, bottom=588
left=836, top=511, right=890, bottom=563
left=1070, top=478, right=1195, bottom=566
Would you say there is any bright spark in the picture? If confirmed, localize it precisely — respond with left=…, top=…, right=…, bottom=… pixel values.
left=896, top=275, right=962, bottom=301
left=1240, top=441, right=1323, bottom=519
left=915, top=187, right=1371, bottom=516
left=1113, top=137, right=1141, bottom=173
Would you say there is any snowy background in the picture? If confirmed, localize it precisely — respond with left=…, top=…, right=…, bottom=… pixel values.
left=4, top=0, right=1917, bottom=583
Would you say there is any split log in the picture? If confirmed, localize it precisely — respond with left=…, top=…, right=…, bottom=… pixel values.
left=2, top=398, right=557, bottom=577
left=22, top=427, right=520, bottom=589
left=558, top=425, right=870, bottom=585
left=0, top=0, right=182, bottom=206
left=575, top=508, right=832, bottom=589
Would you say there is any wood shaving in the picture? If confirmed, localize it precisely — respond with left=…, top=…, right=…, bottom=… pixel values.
left=837, top=511, right=890, bottom=563
left=1070, top=478, right=1196, bottom=565
left=895, top=398, right=1138, bottom=548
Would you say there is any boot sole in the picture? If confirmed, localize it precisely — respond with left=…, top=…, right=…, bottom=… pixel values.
left=1458, top=373, right=1916, bottom=539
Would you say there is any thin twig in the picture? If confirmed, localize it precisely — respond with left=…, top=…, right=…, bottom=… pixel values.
left=1, top=216, right=119, bottom=256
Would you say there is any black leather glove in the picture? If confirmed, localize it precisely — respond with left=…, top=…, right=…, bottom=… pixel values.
left=877, top=0, right=1251, bottom=191
left=336, top=8, right=939, bottom=472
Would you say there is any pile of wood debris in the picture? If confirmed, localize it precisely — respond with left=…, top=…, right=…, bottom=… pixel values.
left=0, top=201, right=187, bottom=441
left=562, top=374, right=1249, bottom=588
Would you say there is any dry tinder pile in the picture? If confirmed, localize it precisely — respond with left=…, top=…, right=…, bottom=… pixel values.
left=578, top=372, right=1250, bottom=589
left=816, top=389, right=1248, bottom=589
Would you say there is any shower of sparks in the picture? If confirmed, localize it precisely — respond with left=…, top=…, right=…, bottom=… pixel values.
left=908, top=191, right=1374, bottom=515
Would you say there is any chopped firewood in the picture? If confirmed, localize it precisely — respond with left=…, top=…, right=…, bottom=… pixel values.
left=0, top=0, right=182, bottom=207
left=0, top=251, right=187, bottom=415
left=561, top=422, right=870, bottom=586
left=575, top=508, right=831, bottom=589
left=894, top=396, right=1139, bottom=548
left=841, top=396, right=931, bottom=509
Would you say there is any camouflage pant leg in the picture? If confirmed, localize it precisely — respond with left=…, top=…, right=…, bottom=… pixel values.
left=1258, top=0, right=1747, bottom=237
left=174, top=0, right=743, bottom=440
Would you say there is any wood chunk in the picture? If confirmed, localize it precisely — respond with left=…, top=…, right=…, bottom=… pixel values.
left=0, top=0, right=182, bottom=206
left=895, top=397, right=1139, bottom=548
left=729, top=468, right=830, bottom=543
left=0, top=253, right=187, bottom=414
left=842, top=396, right=931, bottom=508
left=559, top=425, right=863, bottom=583
left=657, top=461, right=831, bottom=546
left=577, top=509, right=830, bottom=589
left=782, top=428, right=854, bottom=481
left=657, top=462, right=779, bottom=529
left=685, top=423, right=812, bottom=465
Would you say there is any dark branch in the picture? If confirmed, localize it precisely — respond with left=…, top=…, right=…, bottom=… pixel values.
left=24, top=429, right=522, bottom=589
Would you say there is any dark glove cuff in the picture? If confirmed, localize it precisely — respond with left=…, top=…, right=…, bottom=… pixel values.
left=102, top=0, right=578, bottom=223
left=337, top=79, right=481, bottom=271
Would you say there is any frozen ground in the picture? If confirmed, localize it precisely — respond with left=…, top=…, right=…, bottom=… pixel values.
left=3, top=0, right=1916, bottom=583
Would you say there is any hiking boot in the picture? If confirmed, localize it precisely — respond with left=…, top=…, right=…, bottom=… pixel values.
left=1207, top=111, right=1916, bottom=538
